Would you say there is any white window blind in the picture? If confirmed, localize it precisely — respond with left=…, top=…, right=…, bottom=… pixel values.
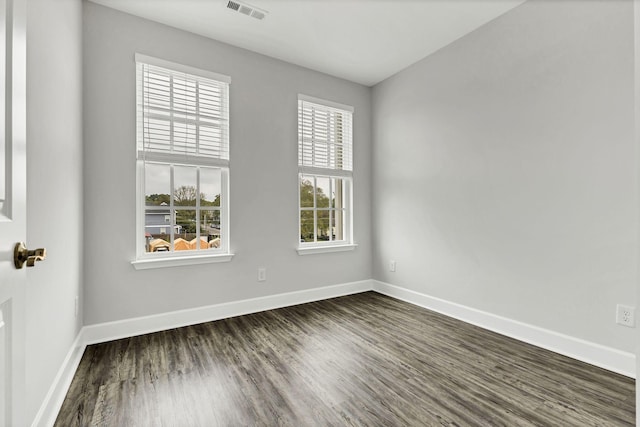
left=137, top=56, right=230, bottom=167
left=298, top=96, right=353, bottom=173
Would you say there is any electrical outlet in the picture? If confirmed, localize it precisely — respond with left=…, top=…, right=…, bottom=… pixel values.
left=390, top=260, right=396, bottom=272
left=616, top=304, right=635, bottom=328
left=74, top=296, right=79, bottom=318
left=258, top=267, right=266, bottom=282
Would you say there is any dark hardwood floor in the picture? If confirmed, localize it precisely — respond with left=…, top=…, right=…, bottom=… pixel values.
left=55, top=292, right=635, bottom=426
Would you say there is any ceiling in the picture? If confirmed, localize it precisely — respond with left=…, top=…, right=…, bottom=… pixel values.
left=89, top=0, right=527, bottom=86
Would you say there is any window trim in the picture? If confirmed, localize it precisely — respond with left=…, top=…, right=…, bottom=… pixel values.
left=297, top=94, right=355, bottom=252
left=131, top=253, right=234, bottom=270
left=134, top=161, right=233, bottom=264
left=298, top=173, right=353, bottom=248
left=135, top=53, right=231, bottom=85
left=133, top=55, right=233, bottom=268
left=296, top=244, right=358, bottom=256
left=297, top=94, right=354, bottom=113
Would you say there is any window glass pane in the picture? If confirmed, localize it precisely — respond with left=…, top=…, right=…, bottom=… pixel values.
left=317, top=211, right=330, bottom=241
left=145, top=209, right=171, bottom=253
left=191, top=236, right=209, bottom=250
left=173, top=77, right=197, bottom=118
left=200, top=209, right=221, bottom=250
left=145, top=163, right=170, bottom=206
left=300, top=210, right=314, bottom=243
left=297, top=98, right=352, bottom=248
left=208, top=235, right=222, bottom=249
left=331, top=178, right=343, bottom=209
left=298, top=100, right=352, bottom=171
left=139, top=62, right=230, bottom=160
left=316, top=176, right=330, bottom=208
left=200, top=167, right=221, bottom=206
left=146, top=73, right=171, bottom=110
left=138, top=61, right=231, bottom=259
left=300, top=175, right=315, bottom=208
left=143, top=117, right=172, bottom=153
left=333, top=209, right=344, bottom=241
left=199, top=126, right=223, bottom=158
left=207, top=208, right=221, bottom=231
left=173, top=120, right=197, bottom=154
left=174, top=165, right=197, bottom=206
left=174, top=209, right=196, bottom=250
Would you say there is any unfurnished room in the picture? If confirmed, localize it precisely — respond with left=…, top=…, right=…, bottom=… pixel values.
left=1, top=0, right=639, bottom=425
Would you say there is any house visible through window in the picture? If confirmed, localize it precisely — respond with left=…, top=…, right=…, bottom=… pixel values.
left=298, top=95, right=354, bottom=250
left=135, top=54, right=231, bottom=262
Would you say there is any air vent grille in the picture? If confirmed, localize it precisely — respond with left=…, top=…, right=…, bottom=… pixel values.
left=250, top=10, right=265, bottom=20
left=226, top=0, right=267, bottom=20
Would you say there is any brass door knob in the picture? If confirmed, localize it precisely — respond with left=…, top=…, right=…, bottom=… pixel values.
left=14, top=242, right=46, bottom=269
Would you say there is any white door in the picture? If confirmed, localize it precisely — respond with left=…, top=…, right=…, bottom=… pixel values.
left=0, top=0, right=27, bottom=425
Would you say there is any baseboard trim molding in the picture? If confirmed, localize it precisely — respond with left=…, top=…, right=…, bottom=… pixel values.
left=81, top=279, right=373, bottom=345
left=34, top=280, right=372, bottom=426
left=34, top=278, right=635, bottom=426
left=31, top=332, right=87, bottom=427
left=372, top=280, right=635, bottom=378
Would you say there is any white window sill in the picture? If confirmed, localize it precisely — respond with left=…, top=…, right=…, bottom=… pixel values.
left=131, top=253, right=234, bottom=270
left=297, top=244, right=357, bottom=256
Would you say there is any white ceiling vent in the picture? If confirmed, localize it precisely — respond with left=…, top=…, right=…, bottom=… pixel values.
left=226, top=1, right=267, bottom=21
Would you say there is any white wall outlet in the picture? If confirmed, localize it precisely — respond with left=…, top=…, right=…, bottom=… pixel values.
left=616, top=304, right=635, bottom=327
left=390, top=260, right=396, bottom=272
left=257, top=267, right=266, bottom=282
left=74, top=296, right=79, bottom=318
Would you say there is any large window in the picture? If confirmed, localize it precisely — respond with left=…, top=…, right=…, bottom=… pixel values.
left=134, top=54, right=231, bottom=267
left=298, top=95, right=354, bottom=252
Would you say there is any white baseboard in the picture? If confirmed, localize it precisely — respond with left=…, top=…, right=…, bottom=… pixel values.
left=34, top=278, right=635, bottom=426
left=31, top=332, right=87, bottom=427
left=81, top=279, right=373, bottom=345
left=34, top=279, right=372, bottom=427
left=372, top=280, right=635, bottom=378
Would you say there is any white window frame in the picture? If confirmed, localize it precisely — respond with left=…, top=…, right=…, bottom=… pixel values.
left=132, top=54, right=233, bottom=269
left=297, top=94, right=356, bottom=255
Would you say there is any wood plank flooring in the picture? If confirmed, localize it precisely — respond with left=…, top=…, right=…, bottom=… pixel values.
left=55, top=292, right=635, bottom=426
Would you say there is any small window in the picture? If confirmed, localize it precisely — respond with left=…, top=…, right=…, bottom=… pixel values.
left=298, top=95, right=354, bottom=249
left=135, top=54, right=231, bottom=263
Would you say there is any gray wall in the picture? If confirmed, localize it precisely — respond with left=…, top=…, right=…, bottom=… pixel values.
left=26, top=0, right=83, bottom=422
left=372, top=0, right=636, bottom=352
left=82, top=3, right=372, bottom=325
